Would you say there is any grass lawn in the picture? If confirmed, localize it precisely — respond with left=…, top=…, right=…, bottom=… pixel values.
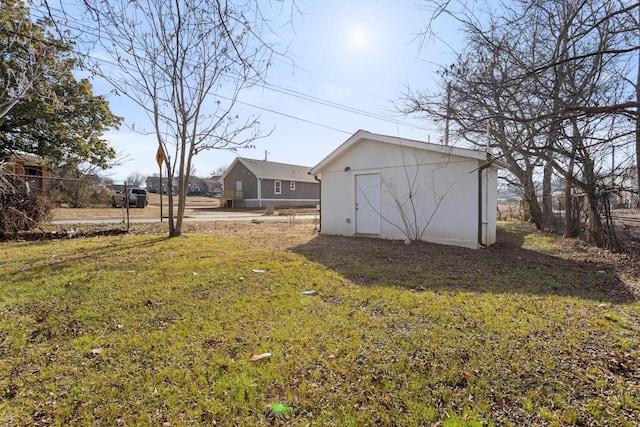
left=0, top=220, right=638, bottom=426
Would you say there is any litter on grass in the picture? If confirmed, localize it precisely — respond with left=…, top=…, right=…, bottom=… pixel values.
left=268, top=403, right=294, bottom=415
left=250, top=352, right=272, bottom=362
left=252, top=269, right=266, bottom=273
left=301, top=290, right=317, bottom=296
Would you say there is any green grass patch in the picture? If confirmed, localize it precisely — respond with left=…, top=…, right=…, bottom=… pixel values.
left=0, top=223, right=638, bottom=426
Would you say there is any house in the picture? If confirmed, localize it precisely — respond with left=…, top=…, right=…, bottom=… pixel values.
left=145, top=175, right=161, bottom=193
left=146, top=175, right=222, bottom=197
left=0, top=153, right=50, bottom=192
left=204, top=176, right=223, bottom=198
left=221, top=158, right=319, bottom=208
left=309, top=130, right=502, bottom=249
left=145, top=175, right=178, bottom=194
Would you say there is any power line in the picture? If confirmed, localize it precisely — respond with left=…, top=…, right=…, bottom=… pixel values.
left=45, top=7, right=435, bottom=137
left=216, top=94, right=352, bottom=135
left=258, top=82, right=431, bottom=131
left=80, top=51, right=434, bottom=136
left=270, top=56, right=391, bottom=103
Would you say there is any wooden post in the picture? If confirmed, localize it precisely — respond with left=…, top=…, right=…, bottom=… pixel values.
left=124, top=182, right=130, bottom=232
left=159, top=165, right=163, bottom=222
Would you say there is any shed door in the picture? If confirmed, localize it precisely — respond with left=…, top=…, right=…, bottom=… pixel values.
left=355, top=173, right=380, bottom=234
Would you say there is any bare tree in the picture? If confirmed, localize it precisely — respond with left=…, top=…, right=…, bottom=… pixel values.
left=210, top=164, right=229, bottom=177
left=55, top=0, right=292, bottom=236
left=125, top=171, right=146, bottom=187
left=400, top=17, right=551, bottom=229
left=403, top=0, right=639, bottom=249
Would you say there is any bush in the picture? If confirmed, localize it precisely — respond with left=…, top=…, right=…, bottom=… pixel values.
left=54, top=176, right=113, bottom=208
left=0, top=177, right=53, bottom=235
left=87, top=186, right=113, bottom=207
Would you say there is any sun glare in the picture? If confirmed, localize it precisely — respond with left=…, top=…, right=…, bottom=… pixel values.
left=347, top=27, right=369, bottom=50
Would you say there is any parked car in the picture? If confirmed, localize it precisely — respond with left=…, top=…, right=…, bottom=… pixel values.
left=111, top=188, right=148, bottom=208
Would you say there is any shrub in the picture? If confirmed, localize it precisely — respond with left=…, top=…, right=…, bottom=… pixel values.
left=0, top=176, right=53, bottom=235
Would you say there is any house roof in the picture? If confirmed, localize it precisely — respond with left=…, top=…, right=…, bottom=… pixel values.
left=3, top=153, right=48, bottom=167
left=223, top=157, right=317, bottom=183
left=310, top=130, right=502, bottom=175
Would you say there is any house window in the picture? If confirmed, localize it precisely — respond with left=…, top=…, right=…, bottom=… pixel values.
left=274, top=180, right=281, bottom=194
left=290, top=182, right=296, bottom=191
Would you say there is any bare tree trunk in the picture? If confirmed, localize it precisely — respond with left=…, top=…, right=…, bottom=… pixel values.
left=542, top=159, right=554, bottom=229
left=585, top=186, right=606, bottom=247
left=636, top=46, right=640, bottom=205
left=564, top=154, right=577, bottom=238
left=167, top=175, right=176, bottom=236
left=580, top=144, right=607, bottom=247
left=523, top=173, right=544, bottom=229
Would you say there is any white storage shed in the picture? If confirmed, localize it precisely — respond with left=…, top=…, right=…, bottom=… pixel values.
left=310, top=130, right=501, bottom=249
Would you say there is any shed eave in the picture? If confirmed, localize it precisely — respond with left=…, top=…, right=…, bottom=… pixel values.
left=311, top=129, right=491, bottom=174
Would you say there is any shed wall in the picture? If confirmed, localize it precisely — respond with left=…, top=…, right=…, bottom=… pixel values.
left=319, top=139, right=496, bottom=248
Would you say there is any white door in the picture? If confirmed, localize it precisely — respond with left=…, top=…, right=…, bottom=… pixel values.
left=355, top=173, right=380, bottom=234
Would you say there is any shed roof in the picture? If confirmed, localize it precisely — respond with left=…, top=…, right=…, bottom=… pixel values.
left=224, top=157, right=317, bottom=183
left=310, top=130, right=500, bottom=175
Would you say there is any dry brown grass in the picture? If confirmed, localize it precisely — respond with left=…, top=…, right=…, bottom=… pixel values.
left=51, top=194, right=222, bottom=219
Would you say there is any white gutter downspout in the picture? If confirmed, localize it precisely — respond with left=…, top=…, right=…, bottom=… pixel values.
left=477, top=157, right=499, bottom=248
left=257, top=177, right=262, bottom=208
left=477, top=164, right=490, bottom=247
left=478, top=123, right=492, bottom=247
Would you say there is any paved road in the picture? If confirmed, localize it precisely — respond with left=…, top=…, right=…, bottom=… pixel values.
left=52, top=211, right=319, bottom=225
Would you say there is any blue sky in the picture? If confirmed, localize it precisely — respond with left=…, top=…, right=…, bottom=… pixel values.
left=96, top=1, right=463, bottom=182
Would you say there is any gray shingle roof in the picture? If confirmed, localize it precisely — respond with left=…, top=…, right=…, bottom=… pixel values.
left=237, top=158, right=316, bottom=183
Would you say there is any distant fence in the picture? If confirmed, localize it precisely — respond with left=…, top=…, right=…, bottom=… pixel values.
left=498, top=191, right=640, bottom=252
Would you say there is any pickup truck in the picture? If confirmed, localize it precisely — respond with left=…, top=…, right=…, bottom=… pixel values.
left=111, top=188, right=148, bottom=208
